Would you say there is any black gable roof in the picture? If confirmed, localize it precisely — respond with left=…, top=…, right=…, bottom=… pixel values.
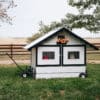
left=24, top=27, right=99, bottom=50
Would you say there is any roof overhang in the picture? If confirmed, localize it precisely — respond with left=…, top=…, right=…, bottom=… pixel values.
left=24, top=27, right=99, bottom=50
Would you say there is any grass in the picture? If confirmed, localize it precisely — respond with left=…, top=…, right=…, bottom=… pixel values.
left=0, top=64, right=100, bottom=100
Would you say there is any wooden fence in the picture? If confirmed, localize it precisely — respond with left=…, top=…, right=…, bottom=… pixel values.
left=93, top=43, right=100, bottom=48
left=0, top=44, right=30, bottom=58
left=0, top=43, right=100, bottom=59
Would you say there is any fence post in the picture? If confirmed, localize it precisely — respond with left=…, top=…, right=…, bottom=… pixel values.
left=10, top=44, right=13, bottom=59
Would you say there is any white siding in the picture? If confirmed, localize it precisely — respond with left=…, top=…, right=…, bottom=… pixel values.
left=31, top=48, right=36, bottom=68
left=42, top=32, right=84, bottom=45
left=36, top=66, right=86, bottom=79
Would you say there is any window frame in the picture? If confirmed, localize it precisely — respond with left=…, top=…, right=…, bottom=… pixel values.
left=68, top=51, right=80, bottom=59
left=36, top=45, right=86, bottom=67
left=42, top=51, right=55, bottom=60
left=36, top=45, right=61, bottom=66
left=62, top=45, right=86, bottom=66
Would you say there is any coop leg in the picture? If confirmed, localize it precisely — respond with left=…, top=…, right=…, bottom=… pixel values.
left=33, top=68, right=36, bottom=79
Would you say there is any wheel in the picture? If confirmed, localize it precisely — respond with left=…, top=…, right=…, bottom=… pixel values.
left=22, top=73, right=27, bottom=78
left=79, top=73, right=86, bottom=78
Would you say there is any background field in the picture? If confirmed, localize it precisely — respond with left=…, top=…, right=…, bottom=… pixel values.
left=0, top=38, right=100, bottom=64
left=0, top=38, right=27, bottom=44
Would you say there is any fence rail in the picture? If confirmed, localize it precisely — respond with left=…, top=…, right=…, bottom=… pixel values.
left=0, top=44, right=30, bottom=58
left=0, top=44, right=100, bottom=59
left=92, top=43, right=100, bottom=48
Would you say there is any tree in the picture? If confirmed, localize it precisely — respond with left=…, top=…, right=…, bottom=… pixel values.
left=27, top=21, right=62, bottom=42
left=0, top=0, right=16, bottom=24
left=28, top=0, right=100, bottom=42
left=64, top=0, right=100, bottom=32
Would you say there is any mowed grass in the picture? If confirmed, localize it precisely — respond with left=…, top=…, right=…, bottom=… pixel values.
left=0, top=64, right=100, bottom=100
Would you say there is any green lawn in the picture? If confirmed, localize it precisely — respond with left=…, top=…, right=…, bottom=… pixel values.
left=0, top=64, right=100, bottom=100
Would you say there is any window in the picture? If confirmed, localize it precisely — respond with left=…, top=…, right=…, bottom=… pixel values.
left=58, top=34, right=65, bottom=39
left=57, top=34, right=69, bottom=44
left=68, top=51, right=79, bottom=59
left=37, top=46, right=60, bottom=66
left=42, top=52, right=55, bottom=60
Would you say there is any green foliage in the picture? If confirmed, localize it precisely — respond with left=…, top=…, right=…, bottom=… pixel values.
left=67, top=0, right=100, bottom=32
left=28, top=0, right=100, bottom=42
left=68, top=0, right=100, bottom=10
left=0, top=64, right=100, bottom=100
left=62, top=13, right=99, bottom=32
left=0, top=0, right=16, bottom=24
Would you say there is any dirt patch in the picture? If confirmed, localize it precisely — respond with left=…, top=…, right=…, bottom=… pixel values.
left=0, top=60, right=30, bottom=65
left=87, top=60, right=100, bottom=64
left=85, top=38, right=100, bottom=43
left=0, top=38, right=27, bottom=44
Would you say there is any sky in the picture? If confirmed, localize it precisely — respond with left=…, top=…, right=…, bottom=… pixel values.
left=0, top=0, right=100, bottom=38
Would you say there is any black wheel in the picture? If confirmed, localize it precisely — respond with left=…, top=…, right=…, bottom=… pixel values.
left=22, top=73, right=27, bottom=78
left=79, top=73, right=86, bottom=78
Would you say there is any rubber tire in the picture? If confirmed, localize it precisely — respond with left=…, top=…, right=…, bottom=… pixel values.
left=79, top=73, right=86, bottom=78
left=22, top=73, right=27, bottom=78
